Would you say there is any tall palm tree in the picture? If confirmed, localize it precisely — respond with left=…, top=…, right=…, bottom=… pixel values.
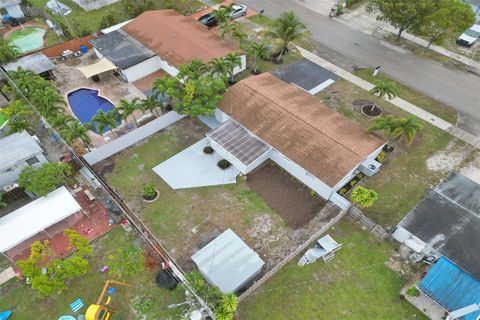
left=177, top=59, right=207, bottom=82
left=219, top=21, right=237, bottom=40
left=91, top=109, right=119, bottom=134
left=232, top=27, right=247, bottom=46
left=50, top=113, right=76, bottom=130
left=8, top=118, right=33, bottom=134
left=224, top=52, right=242, bottom=83
left=391, top=116, right=423, bottom=145
left=152, top=76, right=180, bottom=110
left=117, top=98, right=142, bottom=127
left=247, top=41, right=271, bottom=74
left=211, top=7, right=232, bottom=25
left=367, top=115, right=399, bottom=137
left=0, top=37, right=19, bottom=65
left=268, top=11, right=308, bottom=62
left=32, top=87, right=65, bottom=119
left=209, top=57, right=229, bottom=81
left=369, top=80, right=397, bottom=113
left=141, top=95, right=161, bottom=117
left=59, top=121, right=91, bottom=150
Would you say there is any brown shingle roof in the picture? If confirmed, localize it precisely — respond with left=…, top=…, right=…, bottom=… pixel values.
left=218, top=73, right=385, bottom=187
left=122, top=10, right=241, bottom=67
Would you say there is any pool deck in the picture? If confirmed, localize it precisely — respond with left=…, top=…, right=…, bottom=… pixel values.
left=54, top=53, right=146, bottom=148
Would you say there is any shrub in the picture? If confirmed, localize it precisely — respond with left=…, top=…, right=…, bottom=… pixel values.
left=376, top=150, right=387, bottom=163
left=350, top=186, right=378, bottom=208
left=108, top=245, right=145, bottom=278
left=142, top=184, right=157, bottom=200
left=134, top=296, right=152, bottom=314
left=217, top=159, right=232, bottom=170
left=203, top=146, right=214, bottom=154
left=338, top=188, right=348, bottom=196
left=406, top=285, right=420, bottom=297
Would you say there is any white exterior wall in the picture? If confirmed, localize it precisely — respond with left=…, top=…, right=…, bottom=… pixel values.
left=5, top=4, right=24, bottom=18
left=122, top=56, right=162, bottom=83
left=0, top=152, right=48, bottom=189
left=233, top=54, right=247, bottom=75
left=157, top=57, right=179, bottom=77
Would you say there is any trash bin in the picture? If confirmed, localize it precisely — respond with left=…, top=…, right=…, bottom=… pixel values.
left=79, top=45, right=88, bottom=54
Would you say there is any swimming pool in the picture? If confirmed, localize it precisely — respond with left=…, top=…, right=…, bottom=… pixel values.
left=8, top=27, right=46, bottom=53
left=67, top=88, right=117, bottom=133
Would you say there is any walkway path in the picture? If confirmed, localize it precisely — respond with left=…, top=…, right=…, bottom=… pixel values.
left=297, top=47, right=480, bottom=149
left=0, top=267, right=17, bottom=286
left=84, top=112, right=186, bottom=165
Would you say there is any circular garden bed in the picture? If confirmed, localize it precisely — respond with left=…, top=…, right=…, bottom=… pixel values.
left=217, top=159, right=232, bottom=170
left=361, top=104, right=383, bottom=117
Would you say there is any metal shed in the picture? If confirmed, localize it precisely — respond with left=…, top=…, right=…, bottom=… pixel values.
left=191, top=229, right=264, bottom=293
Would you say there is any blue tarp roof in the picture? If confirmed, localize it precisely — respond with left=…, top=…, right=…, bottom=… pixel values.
left=418, top=257, right=480, bottom=320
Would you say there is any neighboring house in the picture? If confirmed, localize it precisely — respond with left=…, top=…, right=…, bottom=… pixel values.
left=90, top=10, right=246, bottom=83
left=0, top=0, right=24, bottom=18
left=0, top=186, right=82, bottom=262
left=207, top=73, right=386, bottom=209
left=392, top=173, right=480, bottom=319
left=2, top=52, right=56, bottom=80
left=71, top=0, right=119, bottom=11
left=0, top=130, right=48, bottom=193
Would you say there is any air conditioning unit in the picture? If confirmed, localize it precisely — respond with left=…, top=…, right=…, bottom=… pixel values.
left=359, top=158, right=382, bottom=177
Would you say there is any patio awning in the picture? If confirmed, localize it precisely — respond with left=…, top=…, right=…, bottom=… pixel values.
left=76, top=58, right=117, bottom=78
left=0, top=186, right=81, bottom=252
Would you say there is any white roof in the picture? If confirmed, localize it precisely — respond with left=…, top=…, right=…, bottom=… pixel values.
left=191, top=229, right=264, bottom=293
left=0, top=186, right=81, bottom=252
left=100, top=19, right=132, bottom=34
left=0, top=130, right=43, bottom=172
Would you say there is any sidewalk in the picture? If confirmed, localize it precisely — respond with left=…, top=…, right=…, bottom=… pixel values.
left=337, top=4, right=480, bottom=72
left=297, top=47, right=480, bottom=149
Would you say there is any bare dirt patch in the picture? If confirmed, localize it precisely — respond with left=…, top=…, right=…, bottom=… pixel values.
left=246, top=163, right=327, bottom=229
left=426, top=141, right=472, bottom=172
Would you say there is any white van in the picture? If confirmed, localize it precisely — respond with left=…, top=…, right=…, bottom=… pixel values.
left=457, top=24, right=480, bottom=47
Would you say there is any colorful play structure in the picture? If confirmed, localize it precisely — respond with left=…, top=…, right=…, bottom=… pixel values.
left=0, top=310, right=12, bottom=320
left=85, top=280, right=130, bottom=320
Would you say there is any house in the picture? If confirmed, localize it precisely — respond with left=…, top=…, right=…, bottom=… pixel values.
left=191, top=229, right=264, bottom=293
left=90, top=10, right=246, bottom=83
left=2, top=52, right=55, bottom=80
left=465, top=0, right=480, bottom=21
left=0, top=130, right=48, bottom=193
left=0, top=186, right=82, bottom=262
left=70, top=0, right=119, bottom=11
left=0, top=0, right=24, bottom=18
left=207, top=73, right=386, bottom=209
left=392, top=173, right=480, bottom=319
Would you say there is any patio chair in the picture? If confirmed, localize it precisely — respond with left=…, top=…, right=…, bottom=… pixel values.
left=69, top=298, right=84, bottom=313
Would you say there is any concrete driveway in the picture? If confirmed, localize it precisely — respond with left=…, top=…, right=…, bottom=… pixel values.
left=273, top=58, right=339, bottom=94
left=153, top=138, right=240, bottom=189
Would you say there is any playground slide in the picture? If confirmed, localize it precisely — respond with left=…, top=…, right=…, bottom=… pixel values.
left=0, top=310, right=12, bottom=320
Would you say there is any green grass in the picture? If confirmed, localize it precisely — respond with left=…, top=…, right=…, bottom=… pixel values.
left=239, top=218, right=427, bottom=320
left=0, top=227, right=186, bottom=319
left=247, top=14, right=273, bottom=26
left=317, top=79, right=472, bottom=226
left=105, top=119, right=285, bottom=258
left=45, top=30, right=64, bottom=47
left=354, top=68, right=458, bottom=124
left=0, top=113, right=6, bottom=127
left=27, top=0, right=206, bottom=34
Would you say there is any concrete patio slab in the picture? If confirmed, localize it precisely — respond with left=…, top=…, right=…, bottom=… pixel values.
left=153, top=138, right=240, bottom=189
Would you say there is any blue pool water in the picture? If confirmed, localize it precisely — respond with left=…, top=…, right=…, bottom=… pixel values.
left=67, top=88, right=116, bottom=133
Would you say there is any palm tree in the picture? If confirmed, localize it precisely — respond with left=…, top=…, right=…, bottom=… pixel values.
left=0, top=37, right=19, bottom=65
left=50, top=113, right=76, bottom=130
left=232, top=27, right=247, bottom=46
left=219, top=21, right=237, bottom=40
left=224, top=52, right=242, bottom=83
left=31, top=87, right=65, bottom=119
left=268, top=11, right=308, bottom=62
left=247, top=41, right=271, bottom=74
left=177, top=58, right=207, bottom=82
left=367, top=115, right=399, bottom=137
left=152, top=76, right=180, bottom=110
left=214, top=307, right=232, bottom=320
left=141, top=95, right=161, bottom=117
left=59, top=121, right=91, bottom=150
left=221, top=293, right=238, bottom=314
left=8, top=118, right=33, bottom=133
left=391, top=115, right=423, bottom=145
left=212, top=7, right=232, bottom=25
left=350, top=186, right=378, bottom=208
left=91, top=109, right=119, bottom=134
left=369, top=80, right=397, bottom=113
left=209, top=57, right=228, bottom=81
left=117, top=98, right=142, bottom=127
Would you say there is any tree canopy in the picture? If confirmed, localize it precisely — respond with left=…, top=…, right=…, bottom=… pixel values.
left=19, top=162, right=73, bottom=197
left=350, top=186, right=378, bottom=208
left=268, top=11, right=308, bottom=61
left=107, top=245, right=145, bottom=279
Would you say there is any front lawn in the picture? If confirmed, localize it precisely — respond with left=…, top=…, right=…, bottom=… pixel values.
left=0, top=227, right=186, bottom=319
left=353, top=68, right=458, bottom=124
left=317, top=79, right=474, bottom=226
left=239, top=218, right=427, bottom=320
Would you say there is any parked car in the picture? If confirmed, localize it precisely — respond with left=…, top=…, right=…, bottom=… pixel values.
left=197, top=13, right=218, bottom=28
left=457, top=24, right=480, bottom=47
left=229, top=4, right=247, bottom=19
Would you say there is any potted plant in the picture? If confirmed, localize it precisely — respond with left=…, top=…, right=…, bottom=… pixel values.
left=203, top=146, right=214, bottom=154
left=142, top=184, right=159, bottom=202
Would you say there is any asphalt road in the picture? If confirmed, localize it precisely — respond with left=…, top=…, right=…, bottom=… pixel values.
left=238, top=0, right=480, bottom=136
